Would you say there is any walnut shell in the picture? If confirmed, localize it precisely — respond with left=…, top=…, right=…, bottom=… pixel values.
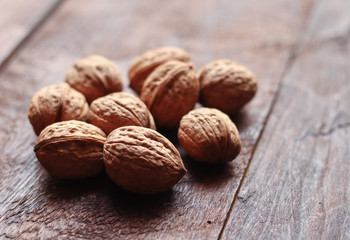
left=89, top=92, right=156, bottom=134
left=199, top=59, right=257, bottom=115
left=129, top=47, right=191, bottom=94
left=104, top=126, right=186, bottom=194
left=178, top=108, right=241, bottom=163
left=34, top=120, right=106, bottom=179
left=28, top=83, right=89, bottom=135
left=66, top=55, right=123, bottom=103
left=140, top=60, right=199, bottom=128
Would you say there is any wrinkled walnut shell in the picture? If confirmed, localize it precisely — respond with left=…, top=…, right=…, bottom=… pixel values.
left=28, top=83, right=89, bottom=135
left=34, top=120, right=106, bottom=179
left=89, top=92, right=156, bottom=134
left=66, top=55, right=123, bottom=103
left=129, top=47, right=191, bottom=94
left=178, top=108, right=241, bottom=163
left=140, top=60, right=199, bottom=128
left=199, top=59, right=257, bottom=115
left=104, top=126, right=186, bottom=194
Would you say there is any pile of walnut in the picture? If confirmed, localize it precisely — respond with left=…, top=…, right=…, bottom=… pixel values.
left=28, top=47, right=257, bottom=195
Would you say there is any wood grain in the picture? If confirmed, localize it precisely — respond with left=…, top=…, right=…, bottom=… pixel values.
left=0, top=0, right=61, bottom=67
left=0, top=0, right=322, bottom=239
left=221, top=0, right=350, bottom=239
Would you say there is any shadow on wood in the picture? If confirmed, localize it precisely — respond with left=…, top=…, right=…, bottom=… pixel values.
left=42, top=172, right=175, bottom=216
left=230, top=109, right=251, bottom=133
left=183, top=156, right=234, bottom=186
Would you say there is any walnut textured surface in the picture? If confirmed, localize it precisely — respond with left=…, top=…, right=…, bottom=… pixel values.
left=178, top=108, right=241, bottom=163
left=34, top=120, right=106, bottom=179
left=104, top=126, right=186, bottom=194
left=140, top=60, right=199, bottom=128
left=199, top=59, right=257, bottom=115
left=89, top=92, right=156, bottom=134
left=28, top=83, right=89, bottom=135
left=66, top=55, right=123, bottom=103
left=129, top=47, right=191, bottom=94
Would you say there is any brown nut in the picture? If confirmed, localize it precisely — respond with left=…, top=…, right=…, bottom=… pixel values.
left=199, top=59, right=257, bottom=115
left=89, top=92, right=156, bottom=134
left=178, top=108, right=241, bottom=163
left=104, top=126, right=186, bottom=194
left=129, top=47, right=191, bottom=94
left=140, top=60, right=199, bottom=128
left=66, top=55, right=123, bottom=103
left=34, top=120, right=106, bottom=179
left=28, top=83, right=89, bottom=135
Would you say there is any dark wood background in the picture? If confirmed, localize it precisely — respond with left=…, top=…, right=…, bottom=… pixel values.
left=0, top=0, right=349, bottom=239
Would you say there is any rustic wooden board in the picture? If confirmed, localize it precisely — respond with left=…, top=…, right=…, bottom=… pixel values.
left=0, top=0, right=61, bottom=68
left=221, top=0, right=350, bottom=239
left=0, top=0, right=323, bottom=239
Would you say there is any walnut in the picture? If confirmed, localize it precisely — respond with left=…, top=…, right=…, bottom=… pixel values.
left=34, top=120, right=106, bottom=179
left=178, top=108, right=241, bottom=163
left=65, top=55, right=123, bottom=103
left=28, top=83, right=89, bottom=135
left=140, top=60, right=199, bottom=128
left=88, top=92, right=156, bottom=134
left=104, top=126, right=186, bottom=194
left=128, top=47, right=191, bottom=94
left=199, top=59, right=257, bottom=115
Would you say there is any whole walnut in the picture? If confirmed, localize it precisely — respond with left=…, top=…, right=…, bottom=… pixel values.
left=89, top=92, right=156, bottom=134
left=34, top=120, right=106, bottom=179
left=140, top=60, right=199, bottom=128
left=66, top=55, right=123, bottom=103
left=28, top=83, right=89, bottom=135
left=104, top=126, right=186, bottom=194
left=178, top=108, right=241, bottom=163
left=199, top=59, right=257, bottom=115
left=128, top=47, right=191, bottom=94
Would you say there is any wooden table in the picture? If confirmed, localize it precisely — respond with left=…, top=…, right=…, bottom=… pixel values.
left=0, top=0, right=349, bottom=239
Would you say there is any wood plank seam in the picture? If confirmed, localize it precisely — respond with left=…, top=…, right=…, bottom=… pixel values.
left=0, top=0, right=64, bottom=73
left=216, top=1, right=318, bottom=239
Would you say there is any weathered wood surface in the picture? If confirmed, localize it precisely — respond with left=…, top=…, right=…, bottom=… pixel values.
left=221, top=0, right=350, bottom=239
left=0, top=0, right=347, bottom=239
left=0, top=0, right=61, bottom=68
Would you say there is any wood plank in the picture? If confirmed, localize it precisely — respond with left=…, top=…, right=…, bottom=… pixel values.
left=0, top=0, right=61, bottom=67
left=221, top=0, right=350, bottom=239
left=0, top=0, right=313, bottom=239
